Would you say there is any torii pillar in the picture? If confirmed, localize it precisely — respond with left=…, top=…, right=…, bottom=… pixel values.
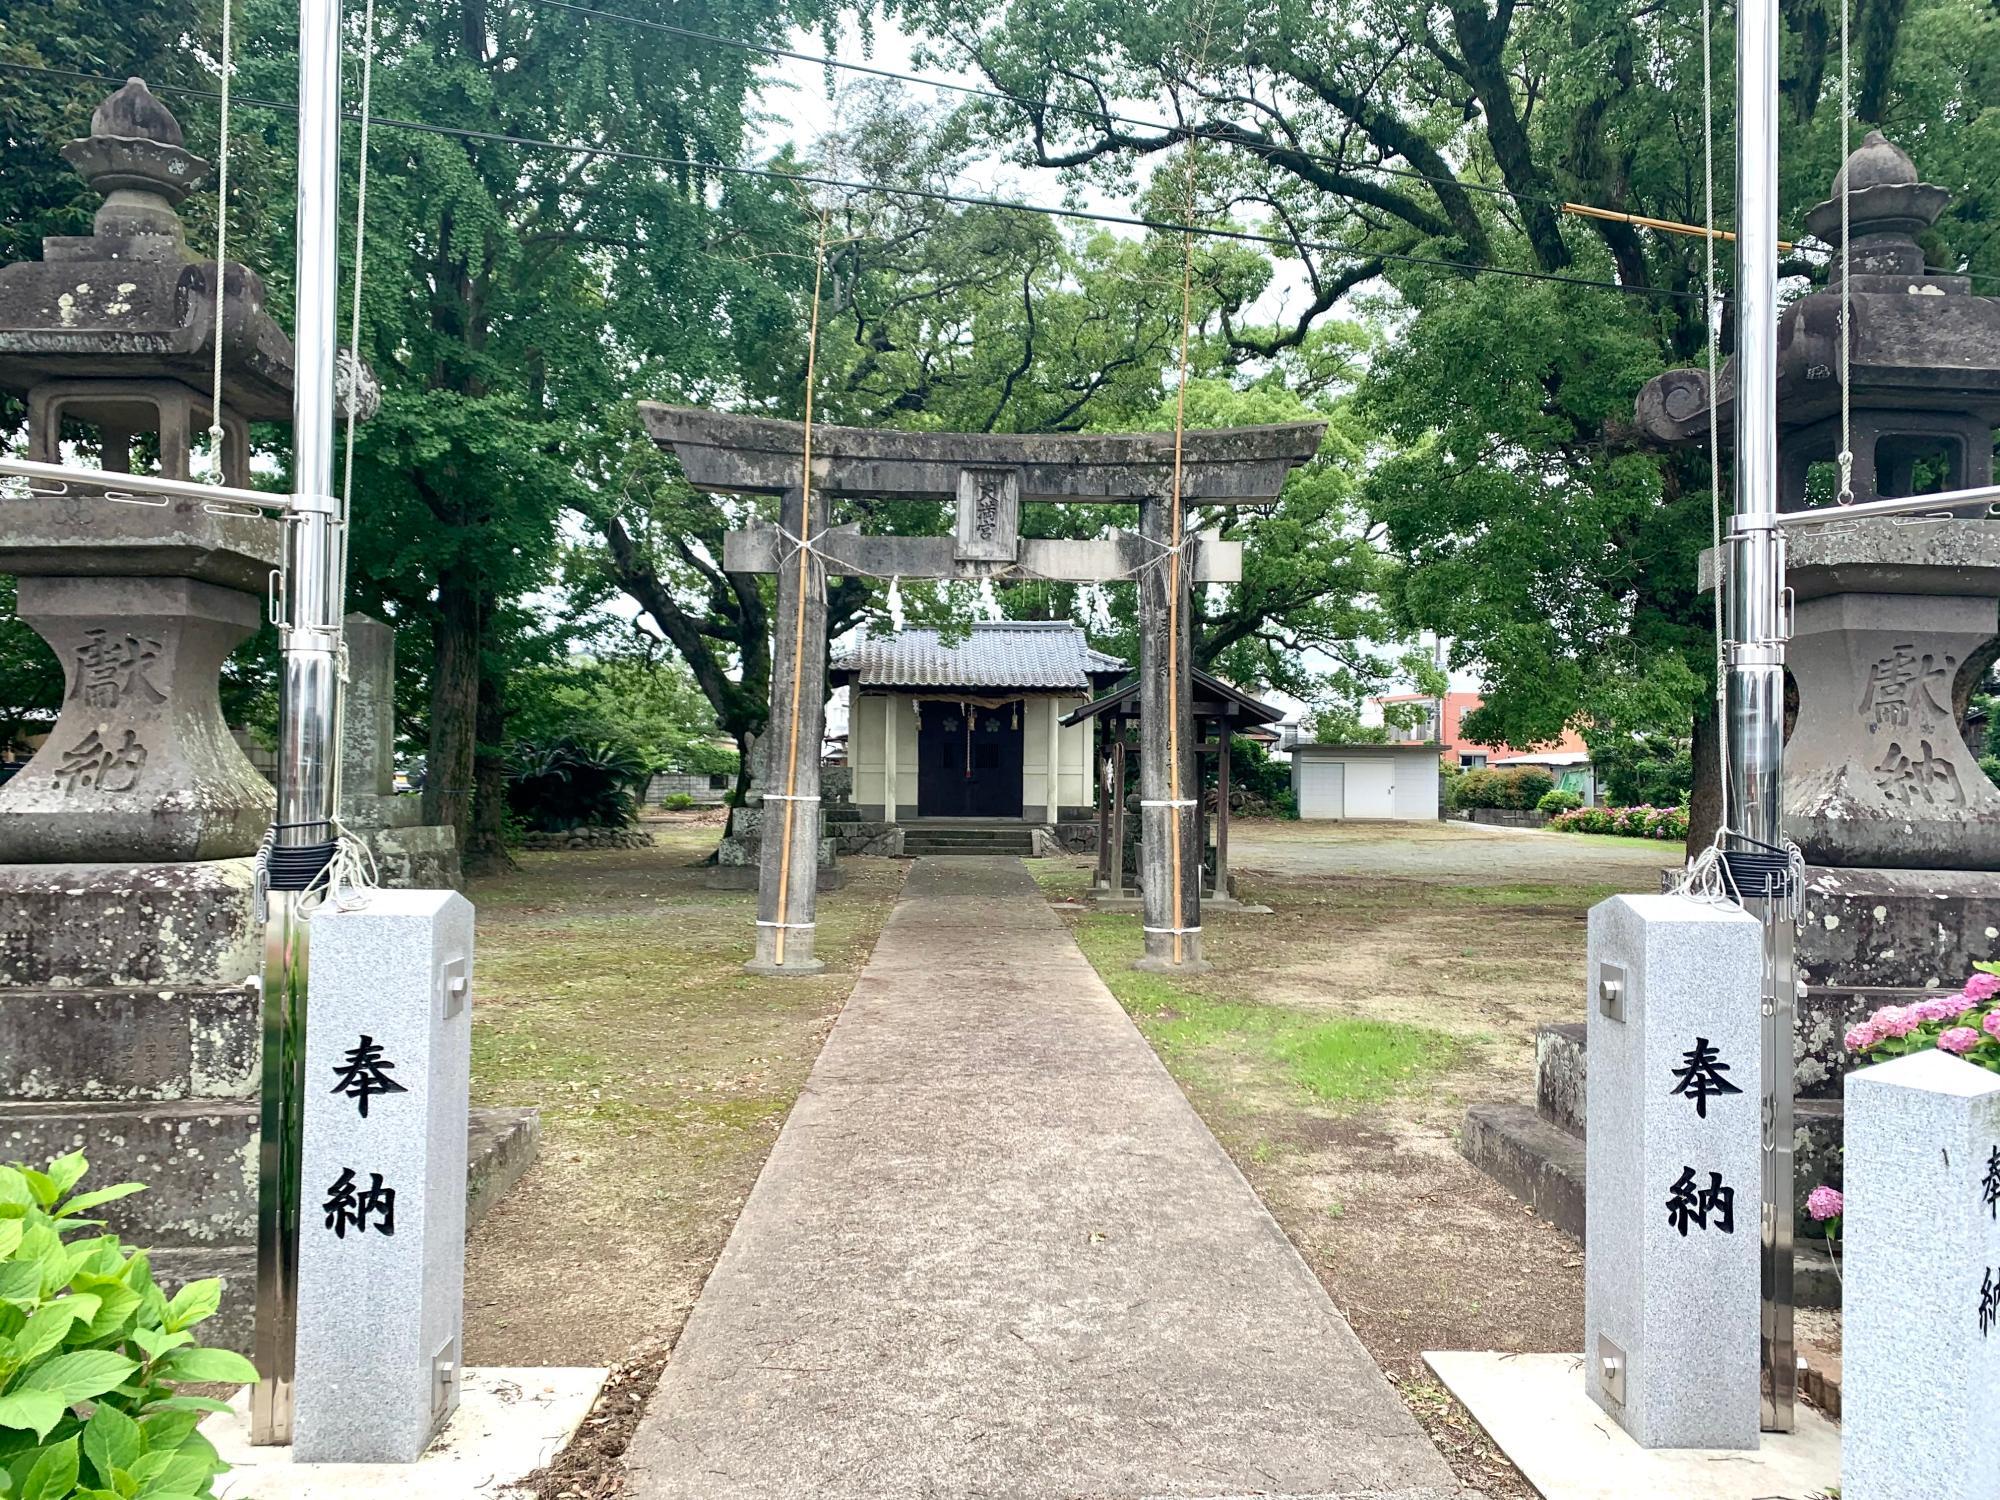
left=643, top=406, right=1323, bottom=973
left=1136, top=494, right=1204, bottom=970
left=751, top=482, right=830, bottom=973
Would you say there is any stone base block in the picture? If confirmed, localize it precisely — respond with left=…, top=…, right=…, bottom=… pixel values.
left=831, top=820, right=902, bottom=857
left=364, top=822, right=462, bottom=890
left=1796, top=864, right=2000, bottom=1095
left=0, top=984, right=259, bottom=1100
left=1535, top=1021, right=1587, bottom=1133
left=0, top=858, right=260, bottom=987
left=0, top=1099, right=259, bottom=1244
left=1799, top=863, right=2000, bottom=991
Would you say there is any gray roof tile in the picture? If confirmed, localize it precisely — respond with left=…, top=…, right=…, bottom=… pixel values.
left=831, top=622, right=1126, bottom=691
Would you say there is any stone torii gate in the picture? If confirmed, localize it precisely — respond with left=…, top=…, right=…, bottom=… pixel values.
left=642, top=405, right=1324, bottom=974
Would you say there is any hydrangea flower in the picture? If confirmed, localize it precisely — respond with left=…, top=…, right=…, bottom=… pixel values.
left=1806, top=1185, right=1844, bottom=1222
left=1966, top=973, right=2000, bottom=1003
left=1881, top=1005, right=1923, bottom=1038
left=1940, top=1027, right=1981, bottom=1055
left=1983, top=1011, right=2000, bottom=1045
left=1916, top=995, right=1969, bottom=1024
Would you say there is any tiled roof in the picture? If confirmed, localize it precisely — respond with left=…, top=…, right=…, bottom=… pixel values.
left=831, top=622, right=1126, bottom=690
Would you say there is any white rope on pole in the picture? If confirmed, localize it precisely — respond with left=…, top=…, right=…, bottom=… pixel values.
left=207, top=0, right=235, bottom=471
left=1701, top=0, right=1730, bottom=837
left=1836, top=0, right=1855, bottom=506
left=317, top=0, right=383, bottom=909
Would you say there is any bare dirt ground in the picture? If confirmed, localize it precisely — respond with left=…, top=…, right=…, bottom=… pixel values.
left=460, top=816, right=904, bottom=1371
left=1037, top=818, right=1676, bottom=1499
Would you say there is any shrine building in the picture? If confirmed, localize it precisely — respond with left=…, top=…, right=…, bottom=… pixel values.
left=833, top=621, right=1125, bottom=825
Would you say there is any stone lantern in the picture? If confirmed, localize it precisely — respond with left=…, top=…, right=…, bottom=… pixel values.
left=0, top=78, right=294, bottom=862
left=1631, top=129, right=2000, bottom=1224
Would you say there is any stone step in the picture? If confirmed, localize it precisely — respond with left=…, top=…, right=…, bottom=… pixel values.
left=0, top=986, right=259, bottom=1101
left=1460, top=1101, right=1842, bottom=1308
left=1461, top=1102, right=1586, bottom=1240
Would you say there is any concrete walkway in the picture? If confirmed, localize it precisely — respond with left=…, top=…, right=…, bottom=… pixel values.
left=626, top=858, right=1462, bottom=1500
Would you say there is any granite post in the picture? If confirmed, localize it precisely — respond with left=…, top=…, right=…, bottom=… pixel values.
left=337, top=613, right=461, bottom=889
left=293, top=890, right=473, bottom=1462
left=1584, top=894, right=1763, bottom=1448
left=1844, top=1049, right=2000, bottom=1499
left=750, top=485, right=830, bottom=974
left=1135, top=496, right=1203, bottom=971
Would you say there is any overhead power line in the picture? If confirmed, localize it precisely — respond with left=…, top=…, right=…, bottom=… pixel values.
left=517, top=0, right=1578, bottom=219
left=1, top=59, right=1702, bottom=304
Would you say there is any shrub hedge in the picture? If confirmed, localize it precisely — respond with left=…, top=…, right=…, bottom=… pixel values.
left=1449, top=766, right=1555, bottom=810
left=1548, top=803, right=1688, bottom=841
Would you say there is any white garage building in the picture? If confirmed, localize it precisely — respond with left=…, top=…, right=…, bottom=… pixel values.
left=1289, top=742, right=1442, bottom=821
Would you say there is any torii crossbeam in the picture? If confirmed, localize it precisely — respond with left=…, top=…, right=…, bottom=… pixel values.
left=642, top=404, right=1324, bottom=974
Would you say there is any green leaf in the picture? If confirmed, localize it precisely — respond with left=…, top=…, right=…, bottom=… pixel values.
left=54, top=1186, right=143, bottom=1222
left=11, top=1298, right=97, bottom=1364
left=0, top=1396, right=65, bottom=1442
left=135, top=1412, right=198, bottom=1455
left=126, top=1330, right=186, bottom=1363
left=159, top=1283, right=218, bottom=1336
left=44, top=1157, right=87, bottom=1202
left=129, top=1448, right=214, bottom=1495
left=16, top=1350, right=139, bottom=1403
left=77, top=1286, right=139, bottom=1342
left=154, top=1348, right=255, bottom=1386
left=0, top=1174, right=34, bottom=1214
left=0, top=1223, right=24, bottom=1263
left=82, top=1404, right=140, bottom=1482
left=0, top=1266, right=36, bottom=1306
left=19, top=1439, right=76, bottom=1500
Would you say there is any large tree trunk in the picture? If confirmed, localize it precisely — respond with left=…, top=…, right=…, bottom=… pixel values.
left=1687, top=701, right=1724, bottom=855
left=466, top=652, right=514, bottom=874
left=424, top=572, right=481, bottom=857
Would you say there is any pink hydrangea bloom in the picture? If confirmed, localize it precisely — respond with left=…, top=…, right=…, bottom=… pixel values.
left=1940, top=1027, right=1981, bottom=1055
left=1806, top=1185, right=1844, bottom=1222
left=1983, top=1012, right=2000, bottom=1044
left=1965, top=973, right=2000, bottom=1003
left=1919, top=996, right=1971, bottom=1024
left=1845, top=1021, right=1881, bottom=1051
left=1874, top=1005, right=1919, bottom=1038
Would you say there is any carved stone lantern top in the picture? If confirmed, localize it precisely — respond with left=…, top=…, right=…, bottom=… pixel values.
left=1802, top=131, right=1953, bottom=258
left=1633, top=131, right=2000, bottom=512
left=0, top=77, right=294, bottom=420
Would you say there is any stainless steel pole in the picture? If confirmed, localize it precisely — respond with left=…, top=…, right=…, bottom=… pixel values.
left=252, top=0, right=346, bottom=1446
left=1728, top=0, right=1797, bottom=1435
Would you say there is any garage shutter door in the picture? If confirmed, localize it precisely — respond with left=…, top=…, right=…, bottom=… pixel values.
left=1298, top=759, right=1344, bottom=819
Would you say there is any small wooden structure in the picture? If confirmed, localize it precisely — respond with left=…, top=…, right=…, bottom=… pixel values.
left=1062, top=667, right=1284, bottom=902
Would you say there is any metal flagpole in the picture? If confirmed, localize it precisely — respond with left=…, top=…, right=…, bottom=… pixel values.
left=1725, top=0, right=1798, bottom=1434
left=252, top=0, right=347, bottom=1445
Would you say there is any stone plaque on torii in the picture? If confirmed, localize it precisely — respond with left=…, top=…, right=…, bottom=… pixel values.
left=642, top=405, right=1325, bottom=974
